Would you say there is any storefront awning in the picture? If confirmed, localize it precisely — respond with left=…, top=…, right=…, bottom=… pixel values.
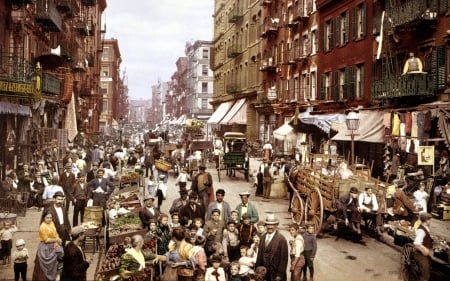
left=295, top=106, right=346, bottom=135
left=207, top=101, right=235, bottom=124
left=0, top=102, right=31, bottom=116
left=220, top=98, right=246, bottom=125
left=273, top=123, right=296, bottom=141
left=331, top=110, right=385, bottom=143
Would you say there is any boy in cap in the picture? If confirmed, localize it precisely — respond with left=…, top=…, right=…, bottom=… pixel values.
left=179, top=193, right=205, bottom=227
left=169, top=189, right=189, bottom=215
left=12, top=238, right=28, bottom=281
left=139, top=196, right=160, bottom=230
left=206, top=188, right=232, bottom=223
left=237, top=213, right=257, bottom=248
left=61, top=226, right=92, bottom=280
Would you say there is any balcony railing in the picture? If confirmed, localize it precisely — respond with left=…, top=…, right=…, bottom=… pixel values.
left=260, top=57, right=277, bottom=72
left=229, top=6, right=244, bottom=23
left=0, top=53, right=35, bottom=82
left=42, top=73, right=61, bottom=96
left=35, top=0, right=62, bottom=32
left=261, top=18, right=279, bottom=38
left=227, top=45, right=242, bottom=58
left=371, top=73, right=435, bottom=99
left=387, top=0, right=438, bottom=29
left=56, top=0, right=78, bottom=17
left=226, top=84, right=241, bottom=94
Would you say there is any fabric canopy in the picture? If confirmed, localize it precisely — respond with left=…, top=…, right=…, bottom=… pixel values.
left=273, top=123, right=296, bottom=141
left=331, top=110, right=385, bottom=143
left=220, top=98, right=246, bottom=125
left=207, top=101, right=235, bottom=124
left=296, top=107, right=346, bottom=135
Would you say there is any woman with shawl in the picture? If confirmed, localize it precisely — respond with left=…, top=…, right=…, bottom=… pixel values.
left=160, top=227, right=195, bottom=281
left=32, top=211, right=64, bottom=281
left=119, top=234, right=166, bottom=280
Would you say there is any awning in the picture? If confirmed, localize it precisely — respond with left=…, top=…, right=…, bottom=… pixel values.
left=331, top=110, right=385, bottom=143
left=175, top=114, right=186, bottom=125
left=207, top=101, right=235, bottom=124
left=0, top=102, right=31, bottom=117
left=273, top=122, right=296, bottom=141
left=220, top=98, right=246, bottom=125
left=296, top=107, right=346, bottom=135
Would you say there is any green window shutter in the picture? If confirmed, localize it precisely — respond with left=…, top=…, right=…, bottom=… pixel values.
left=334, top=71, right=340, bottom=101
left=320, top=74, right=326, bottom=100
left=361, top=3, right=367, bottom=37
left=344, top=11, right=349, bottom=43
left=352, top=7, right=357, bottom=40
left=329, top=19, right=334, bottom=50
left=347, top=67, right=355, bottom=99
left=335, top=16, right=341, bottom=47
left=436, top=45, right=447, bottom=90
left=439, top=0, right=448, bottom=14
left=321, top=23, right=326, bottom=52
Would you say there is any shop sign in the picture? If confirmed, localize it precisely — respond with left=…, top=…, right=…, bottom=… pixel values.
left=0, top=79, right=34, bottom=96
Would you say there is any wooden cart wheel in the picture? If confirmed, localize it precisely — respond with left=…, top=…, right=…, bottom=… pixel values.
left=217, top=157, right=221, bottom=182
left=290, top=192, right=304, bottom=225
left=401, top=243, right=420, bottom=281
left=305, top=187, right=323, bottom=233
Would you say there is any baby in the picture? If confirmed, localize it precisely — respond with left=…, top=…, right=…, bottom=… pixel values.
left=238, top=246, right=256, bottom=276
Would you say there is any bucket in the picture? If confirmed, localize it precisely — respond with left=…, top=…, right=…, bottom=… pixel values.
left=0, top=213, right=17, bottom=229
left=83, top=206, right=104, bottom=226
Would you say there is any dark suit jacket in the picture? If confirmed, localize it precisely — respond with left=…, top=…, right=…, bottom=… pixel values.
left=139, top=207, right=160, bottom=229
left=87, top=178, right=115, bottom=198
left=256, top=231, right=289, bottom=281
left=61, top=241, right=90, bottom=281
left=41, top=203, right=71, bottom=244
left=59, top=172, right=76, bottom=201
left=179, top=203, right=205, bottom=226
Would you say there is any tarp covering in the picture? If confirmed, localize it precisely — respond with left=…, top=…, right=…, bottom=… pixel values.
left=0, top=101, right=31, bottom=116
left=220, top=98, right=246, bottom=125
left=207, top=101, right=235, bottom=124
left=273, top=122, right=296, bottom=141
left=296, top=107, right=346, bottom=135
left=331, top=110, right=385, bottom=143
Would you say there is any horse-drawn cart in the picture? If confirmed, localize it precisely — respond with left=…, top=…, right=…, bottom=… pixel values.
left=287, top=153, right=387, bottom=233
left=217, top=132, right=249, bottom=182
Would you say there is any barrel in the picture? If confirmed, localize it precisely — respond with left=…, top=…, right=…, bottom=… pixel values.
left=83, top=206, right=104, bottom=226
left=0, top=213, right=17, bottom=229
left=269, top=176, right=287, bottom=199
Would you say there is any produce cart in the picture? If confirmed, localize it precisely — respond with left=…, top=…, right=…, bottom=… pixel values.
left=217, top=132, right=249, bottom=182
left=119, top=168, right=141, bottom=188
left=288, top=153, right=387, bottom=233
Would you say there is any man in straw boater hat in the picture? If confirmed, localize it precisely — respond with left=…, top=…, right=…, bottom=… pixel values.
left=235, top=191, right=259, bottom=224
left=139, top=195, right=160, bottom=230
left=255, top=213, right=289, bottom=281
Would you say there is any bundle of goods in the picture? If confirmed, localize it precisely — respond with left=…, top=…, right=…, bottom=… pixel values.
left=108, top=213, right=146, bottom=244
left=155, top=159, right=171, bottom=172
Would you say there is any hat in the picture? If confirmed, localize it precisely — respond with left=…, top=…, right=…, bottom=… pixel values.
left=96, top=168, right=105, bottom=174
left=242, top=213, right=251, bottom=220
left=189, top=193, right=198, bottom=200
left=239, top=191, right=250, bottom=197
left=92, top=161, right=99, bottom=166
left=419, top=212, right=432, bottom=222
left=159, top=174, right=166, bottom=179
left=144, top=196, right=155, bottom=202
left=15, top=239, right=25, bottom=247
left=64, top=163, right=72, bottom=169
left=350, top=187, right=359, bottom=194
left=199, top=164, right=206, bottom=170
left=53, top=191, right=65, bottom=198
left=216, top=189, right=225, bottom=195
left=70, top=226, right=85, bottom=237
left=264, top=213, right=279, bottom=225
left=179, top=189, right=188, bottom=195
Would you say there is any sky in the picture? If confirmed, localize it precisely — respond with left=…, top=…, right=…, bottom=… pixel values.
left=104, top=0, right=214, bottom=100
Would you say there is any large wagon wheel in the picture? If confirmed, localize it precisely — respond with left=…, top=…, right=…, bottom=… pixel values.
left=305, top=187, right=323, bottom=233
left=290, top=192, right=304, bottom=225
left=401, top=243, right=420, bottom=281
left=217, top=156, right=222, bottom=182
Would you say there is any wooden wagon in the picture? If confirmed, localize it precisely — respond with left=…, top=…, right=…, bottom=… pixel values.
left=217, top=132, right=250, bottom=182
left=288, top=153, right=387, bottom=233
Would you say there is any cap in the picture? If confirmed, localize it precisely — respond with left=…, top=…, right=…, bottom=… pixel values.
left=242, top=213, right=251, bottom=220
left=64, top=163, right=72, bottom=169
left=199, top=164, right=206, bottom=170
left=189, top=193, right=198, bottom=200
left=419, top=212, right=432, bottom=222
left=239, top=191, right=250, bottom=197
left=15, top=239, right=25, bottom=247
left=144, top=196, right=155, bottom=202
left=264, top=213, right=279, bottom=225
left=53, top=191, right=65, bottom=198
left=71, top=226, right=85, bottom=237
left=159, top=174, right=166, bottom=179
left=350, top=187, right=359, bottom=194
left=179, top=189, right=188, bottom=195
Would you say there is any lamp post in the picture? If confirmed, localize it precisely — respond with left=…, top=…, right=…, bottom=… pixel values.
left=346, top=109, right=360, bottom=166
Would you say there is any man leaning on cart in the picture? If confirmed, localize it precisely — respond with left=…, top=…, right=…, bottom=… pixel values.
left=413, top=212, right=433, bottom=281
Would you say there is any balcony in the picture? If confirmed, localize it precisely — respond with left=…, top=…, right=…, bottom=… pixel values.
left=35, top=0, right=62, bottom=32
left=259, top=57, right=277, bottom=72
left=74, top=18, right=92, bottom=36
left=81, top=0, right=96, bottom=6
left=72, top=59, right=88, bottom=72
left=228, top=7, right=243, bottom=23
left=227, top=45, right=242, bottom=58
left=260, top=18, right=279, bottom=38
left=387, top=0, right=438, bottom=30
left=371, top=73, right=435, bottom=99
left=59, top=40, right=74, bottom=61
left=56, top=0, right=77, bottom=17
left=226, top=84, right=241, bottom=94
left=42, top=73, right=61, bottom=96
left=285, top=48, right=297, bottom=65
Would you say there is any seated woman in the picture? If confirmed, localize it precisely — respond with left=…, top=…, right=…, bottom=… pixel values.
left=119, top=234, right=166, bottom=280
left=335, top=187, right=362, bottom=234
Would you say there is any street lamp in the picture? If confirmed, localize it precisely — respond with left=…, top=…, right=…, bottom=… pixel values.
left=346, top=109, right=360, bottom=166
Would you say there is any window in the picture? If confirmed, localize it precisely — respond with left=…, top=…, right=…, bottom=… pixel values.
left=202, top=82, right=208, bottom=93
left=202, top=48, right=209, bottom=59
left=201, top=98, right=208, bottom=109
left=300, top=73, right=310, bottom=101
left=102, top=100, right=108, bottom=113
left=355, top=64, right=364, bottom=99
left=202, top=65, right=208, bottom=76
left=311, top=29, right=318, bottom=54
left=320, top=72, right=331, bottom=100
left=302, top=34, right=311, bottom=57
left=101, top=66, right=109, bottom=77
left=339, top=11, right=349, bottom=45
left=102, top=47, right=110, bottom=61
left=324, top=19, right=333, bottom=51
left=310, top=71, right=317, bottom=100
left=100, top=87, right=107, bottom=95
left=353, top=3, right=367, bottom=40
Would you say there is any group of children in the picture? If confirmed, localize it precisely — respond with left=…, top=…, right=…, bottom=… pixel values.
left=1, top=221, right=28, bottom=281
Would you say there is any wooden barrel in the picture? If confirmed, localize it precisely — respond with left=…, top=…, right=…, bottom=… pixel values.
left=269, top=176, right=287, bottom=199
left=83, top=206, right=104, bottom=225
left=0, top=213, right=17, bottom=228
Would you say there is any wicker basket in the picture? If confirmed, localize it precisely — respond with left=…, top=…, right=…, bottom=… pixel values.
left=155, top=159, right=171, bottom=172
